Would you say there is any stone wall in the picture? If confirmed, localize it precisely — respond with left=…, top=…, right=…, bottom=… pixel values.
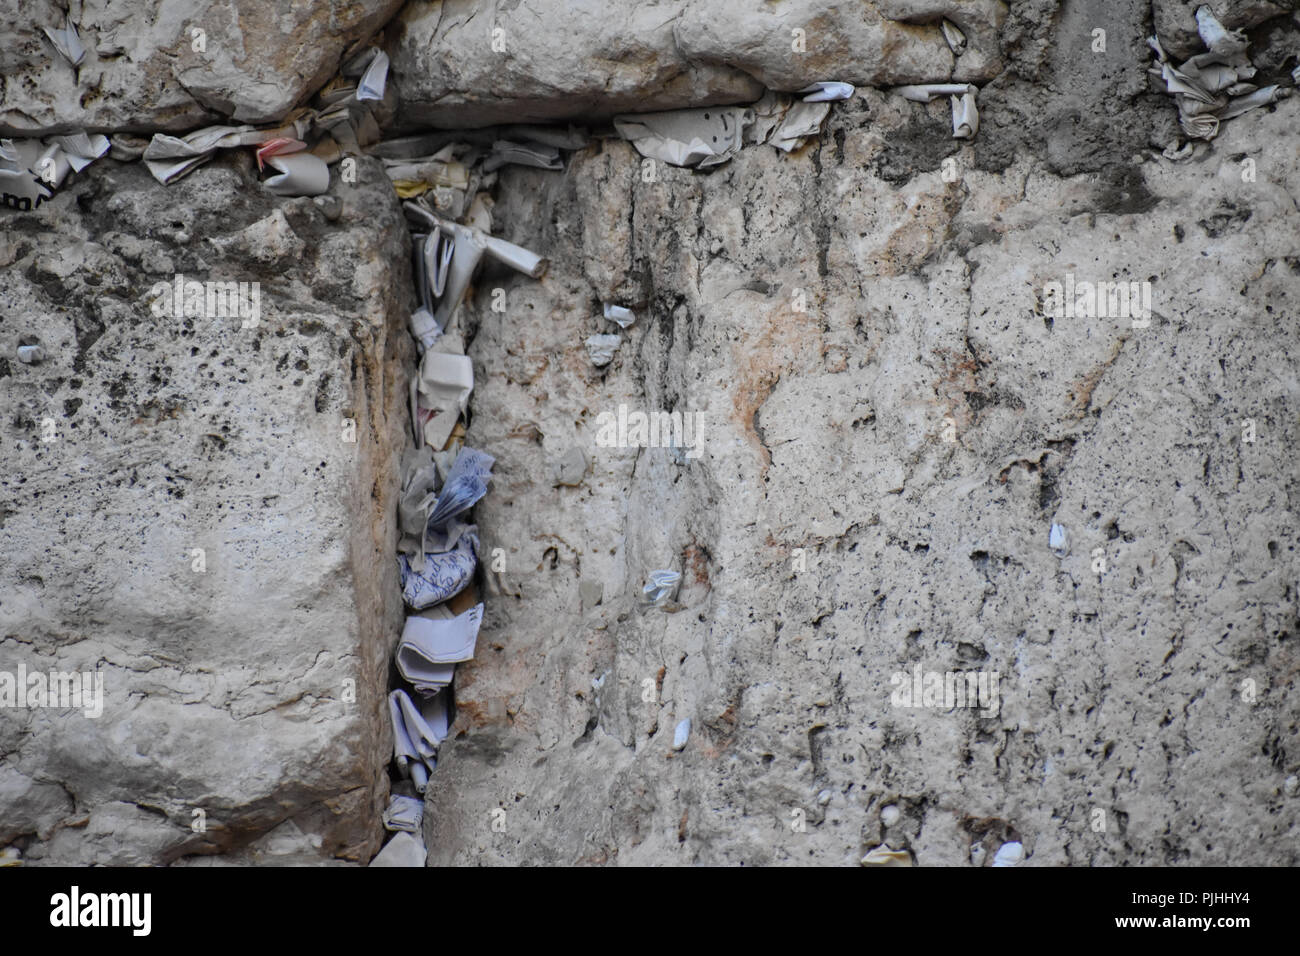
left=423, top=88, right=1300, bottom=864
left=1, top=156, right=412, bottom=864
left=1, top=0, right=1297, bottom=865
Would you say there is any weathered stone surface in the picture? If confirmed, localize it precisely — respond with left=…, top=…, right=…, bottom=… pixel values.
left=424, top=82, right=1300, bottom=863
left=2, top=0, right=1298, bottom=870
left=1153, top=0, right=1299, bottom=59
left=389, top=0, right=1007, bottom=129
left=0, top=153, right=412, bottom=864
left=0, top=0, right=405, bottom=135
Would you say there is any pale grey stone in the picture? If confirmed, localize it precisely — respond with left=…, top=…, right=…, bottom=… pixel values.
left=0, top=0, right=405, bottom=135
left=0, top=154, right=413, bottom=865
left=389, top=0, right=1006, bottom=128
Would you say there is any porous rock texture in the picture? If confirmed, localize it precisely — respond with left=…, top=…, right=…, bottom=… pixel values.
left=2, top=0, right=1299, bottom=867
left=0, top=156, right=412, bottom=864
left=426, top=5, right=1300, bottom=864
left=0, top=0, right=405, bottom=134
left=390, top=0, right=1008, bottom=128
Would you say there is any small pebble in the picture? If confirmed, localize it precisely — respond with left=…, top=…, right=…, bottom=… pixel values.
left=1284, top=775, right=1298, bottom=797
left=817, top=789, right=832, bottom=807
left=880, top=804, right=901, bottom=827
left=1049, top=523, right=1068, bottom=555
left=16, top=345, right=44, bottom=364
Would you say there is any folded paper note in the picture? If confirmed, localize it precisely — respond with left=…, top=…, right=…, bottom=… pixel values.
left=52, top=133, right=110, bottom=172
left=941, top=19, right=967, bottom=55
left=586, top=333, right=621, bottom=367
left=143, top=125, right=265, bottom=184
left=398, top=446, right=442, bottom=542
left=613, top=106, right=753, bottom=168
left=770, top=101, right=832, bottom=152
left=44, top=16, right=85, bottom=66
left=426, top=446, right=494, bottom=532
left=369, top=831, right=426, bottom=867
left=799, top=81, right=855, bottom=102
left=357, top=50, right=390, bottom=102
left=263, top=152, right=329, bottom=196
left=425, top=230, right=456, bottom=304
left=603, top=303, right=636, bottom=328
left=0, top=134, right=109, bottom=210
left=400, top=531, right=480, bottom=609
left=256, top=137, right=306, bottom=171
left=1147, top=9, right=1286, bottom=142
left=404, top=201, right=548, bottom=327
left=894, top=84, right=980, bottom=139
left=482, top=140, right=563, bottom=172
left=417, top=350, right=474, bottom=451
left=745, top=91, right=792, bottom=146
left=382, top=794, right=424, bottom=833
left=389, top=688, right=449, bottom=792
left=644, top=569, right=681, bottom=605
left=397, top=603, right=485, bottom=693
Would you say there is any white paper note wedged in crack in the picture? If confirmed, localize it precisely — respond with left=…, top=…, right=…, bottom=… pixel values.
left=397, top=603, right=485, bottom=693
left=799, top=81, right=855, bottom=102
left=52, top=133, right=110, bottom=172
left=1148, top=6, right=1288, bottom=142
left=770, top=101, right=832, bottom=152
left=263, top=152, right=329, bottom=196
left=644, top=569, right=681, bottom=605
left=483, top=140, right=564, bottom=172
left=894, top=84, right=980, bottom=139
left=143, top=125, right=265, bottom=184
left=382, top=795, right=424, bottom=833
left=422, top=446, right=495, bottom=534
left=404, top=201, right=548, bottom=327
left=368, top=831, right=426, bottom=867
left=389, top=689, right=449, bottom=792
left=941, top=19, right=967, bottom=55
left=603, top=304, right=635, bottom=328
left=586, top=333, right=622, bottom=366
left=399, top=531, right=479, bottom=608
left=613, top=106, right=753, bottom=168
left=357, top=49, right=390, bottom=102
left=417, top=350, right=474, bottom=451
left=0, top=134, right=109, bottom=210
left=409, top=306, right=440, bottom=354
left=398, top=447, right=441, bottom=543
left=397, top=607, right=458, bottom=695
left=44, top=15, right=85, bottom=66
left=384, top=144, right=468, bottom=196
left=426, top=230, right=455, bottom=299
